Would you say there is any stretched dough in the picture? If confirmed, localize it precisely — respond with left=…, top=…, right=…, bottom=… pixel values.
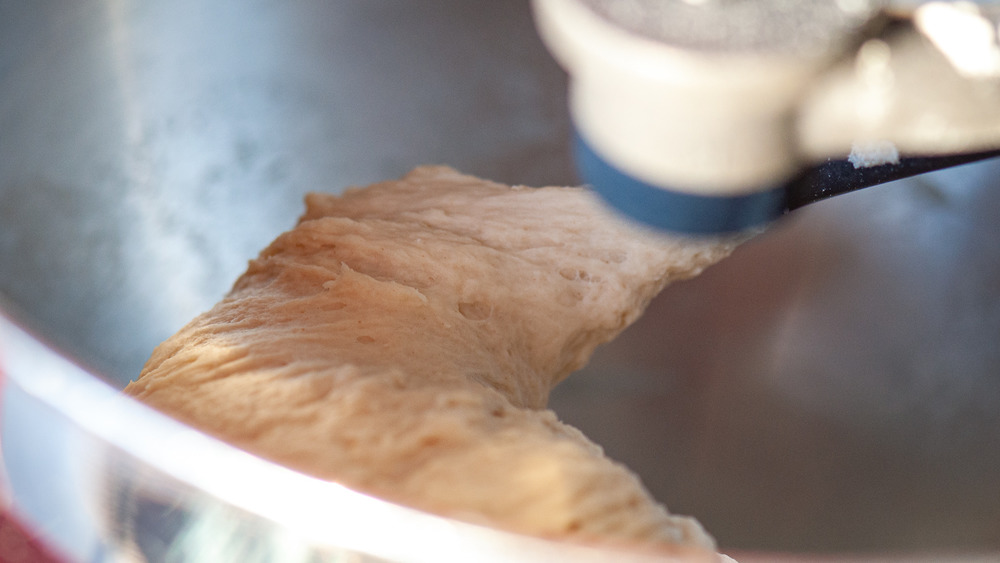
left=125, top=166, right=740, bottom=554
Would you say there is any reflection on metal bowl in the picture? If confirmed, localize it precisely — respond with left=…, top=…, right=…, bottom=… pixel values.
left=1, top=1, right=999, bottom=560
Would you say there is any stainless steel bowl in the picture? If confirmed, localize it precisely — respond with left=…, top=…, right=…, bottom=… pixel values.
left=2, top=1, right=999, bottom=560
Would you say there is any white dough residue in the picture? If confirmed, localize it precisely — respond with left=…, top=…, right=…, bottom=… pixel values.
left=848, top=140, right=901, bottom=169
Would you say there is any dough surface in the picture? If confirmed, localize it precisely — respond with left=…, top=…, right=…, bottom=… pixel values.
left=125, top=166, right=740, bottom=555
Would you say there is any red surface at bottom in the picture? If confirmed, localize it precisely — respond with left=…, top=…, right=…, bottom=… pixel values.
left=0, top=513, right=62, bottom=563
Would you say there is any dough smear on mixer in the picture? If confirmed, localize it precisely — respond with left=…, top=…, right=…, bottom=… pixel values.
left=125, top=166, right=741, bottom=555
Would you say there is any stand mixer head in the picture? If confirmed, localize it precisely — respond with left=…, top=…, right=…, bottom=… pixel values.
left=532, top=0, right=1000, bottom=234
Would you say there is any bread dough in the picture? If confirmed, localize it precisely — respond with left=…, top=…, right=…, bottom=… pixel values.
left=125, top=166, right=741, bottom=555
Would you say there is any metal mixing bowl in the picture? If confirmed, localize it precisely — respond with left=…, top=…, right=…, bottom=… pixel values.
left=2, top=1, right=999, bottom=560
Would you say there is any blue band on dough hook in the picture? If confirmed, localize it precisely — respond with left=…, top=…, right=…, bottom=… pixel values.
left=574, top=132, right=787, bottom=235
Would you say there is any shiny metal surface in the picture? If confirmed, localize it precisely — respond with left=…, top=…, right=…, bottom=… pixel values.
left=1, top=0, right=999, bottom=559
